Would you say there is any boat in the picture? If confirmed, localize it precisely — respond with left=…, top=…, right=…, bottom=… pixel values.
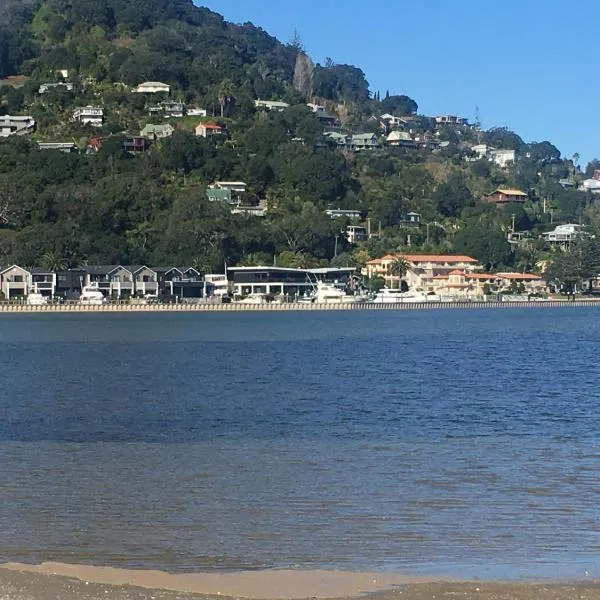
left=372, top=288, right=439, bottom=304
left=237, top=293, right=267, bottom=305
left=79, top=283, right=106, bottom=305
left=26, top=292, right=48, bottom=306
left=311, top=281, right=368, bottom=304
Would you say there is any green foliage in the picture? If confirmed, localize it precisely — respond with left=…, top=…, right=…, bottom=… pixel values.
left=0, top=0, right=590, bottom=278
left=380, top=94, right=417, bottom=115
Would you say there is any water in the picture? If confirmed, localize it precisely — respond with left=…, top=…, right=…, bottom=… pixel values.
left=1, top=309, right=600, bottom=580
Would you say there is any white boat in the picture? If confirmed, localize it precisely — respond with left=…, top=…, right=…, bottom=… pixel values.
left=372, top=288, right=439, bottom=303
left=311, top=281, right=367, bottom=304
left=79, top=283, right=106, bottom=305
left=26, top=293, right=48, bottom=306
left=238, top=293, right=267, bottom=305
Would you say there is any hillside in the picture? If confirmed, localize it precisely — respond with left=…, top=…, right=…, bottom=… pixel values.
left=0, top=0, right=598, bottom=285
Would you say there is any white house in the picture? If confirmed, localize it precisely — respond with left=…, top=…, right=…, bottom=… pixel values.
left=255, top=99, right=289, bottom=111
left=39, top=82, right=74, bottom=94
left=73, top=106, right=104, bottom=127
left=346, top=225, right=367, bottom=243
left=187, top=108, right=207, bottom=117
left=38, top=142, right=78, bottom=153
left=326, top=208, right=362, bottom=219
left=435, top=115, right=468, bottom=125
left=307, top=103, right=326, bottom=113
left=0, top=115, right=36, bottom=137
left=470, top=144, right=516, bottom=168
left=581, top=179, right=600, bottom=194
left=134, top=81, right=170, bottom=94
left=542, top=224, right=586, bottom=245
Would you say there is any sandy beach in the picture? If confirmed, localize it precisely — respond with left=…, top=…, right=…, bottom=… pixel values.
left=1, top=564, right=600, bottom=600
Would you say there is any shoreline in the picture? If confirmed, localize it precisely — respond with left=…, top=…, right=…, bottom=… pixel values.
left=1, top=563, right=600, bottom=600
left=0, top=299, right=599, bottom=313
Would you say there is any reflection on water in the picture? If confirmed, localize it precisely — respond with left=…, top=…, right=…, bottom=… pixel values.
left=0, top=309, right=599, bottom=580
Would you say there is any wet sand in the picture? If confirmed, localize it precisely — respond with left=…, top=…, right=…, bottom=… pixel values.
left=1, top=564, right=600, bottom=600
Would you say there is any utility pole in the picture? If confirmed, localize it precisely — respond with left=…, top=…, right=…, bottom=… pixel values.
left=334, top=234, right=339, bottom=257
left=511, top=213, right=516, bottom=234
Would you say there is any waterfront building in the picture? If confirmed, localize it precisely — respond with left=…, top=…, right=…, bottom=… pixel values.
left=227, top=266, right=355, bottom=297
left=366, top=254, right=481, bottom=291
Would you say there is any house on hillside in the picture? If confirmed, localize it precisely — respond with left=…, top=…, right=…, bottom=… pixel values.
left=435, top=115, right=468, bottom=126
left=123, top=136, right=151, bottom=154
left=134, top=81, right=170, bottom=94
left=254, top=99, right=289, bottom=111
left=346, top=225, right=368, bottom=243
left=195, top=123, right=223, bottom=138
left=39, top=82, right=74, bottom=94
left=315, top=111, right=339, bottom=128
left=485, top=188, right=528, bottom=205
left=208, top=181, right=247, bottom=204
left=352, top=133, right=381, bottom=151
left=140, top=123, right=174, bottom=139
left=471, top=144, right=516, bottom=168
left=542, top=224, right=587, bottom=245
left=187, top=108, right=207, bottom=117
left=73, top=106, right=104, bottom=127
left=38, top=142, right=78, bottom=153
left=0, top=115, right=36, bottom=137
left=386, top=130, right=417, bottom=147
left=322, top=131, right=352, bottom=149
left=325, top=208, right=362, bottom=219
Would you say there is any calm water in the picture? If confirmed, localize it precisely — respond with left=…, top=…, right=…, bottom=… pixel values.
left=1, top=309, right=600, bottom=580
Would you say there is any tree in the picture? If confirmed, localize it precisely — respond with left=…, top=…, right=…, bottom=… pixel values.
left=380, top=94, right=418, bottom=116
left=388, top=257, right=409, bottom=289
left=217, top=78, right=234, bottom=118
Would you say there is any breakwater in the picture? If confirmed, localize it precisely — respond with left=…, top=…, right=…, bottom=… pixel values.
left=0, top=300, right=597, bottom=312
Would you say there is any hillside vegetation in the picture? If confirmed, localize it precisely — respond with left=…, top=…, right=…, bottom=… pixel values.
left=0, top=0, right=598, bottom=284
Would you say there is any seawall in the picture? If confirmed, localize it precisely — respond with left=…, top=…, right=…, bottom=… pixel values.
left=0, top=300, right=598, bottom=313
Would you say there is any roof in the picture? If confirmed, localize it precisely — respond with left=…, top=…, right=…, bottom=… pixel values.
left=136, top=81, right=169, bottom=88
left=199, top=123, right=222, bottom=130
left=496, top=272, right=543, bottom=280
left=489, top=188, right=528, bottom=197
left=467, top=273, right=498, bottom=280
left=401, top=254, right=479, bottom=264
left=449, top=269, right=465, bottom=275
left=82, top=265, right=121, bottom=275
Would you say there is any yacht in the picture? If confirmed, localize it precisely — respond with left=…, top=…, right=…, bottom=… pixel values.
left=312, top=281, right=368, bottom=304
left=79, top=283, right=106, bottom=305
left=372, top=288, right=439, bottom=304
left=237, top=293, right=267, bottom=305
left=26, top=292, right=48, bottom=306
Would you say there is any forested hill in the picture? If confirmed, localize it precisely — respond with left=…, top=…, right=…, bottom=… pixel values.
left=0, top=0, right=596, bottom=280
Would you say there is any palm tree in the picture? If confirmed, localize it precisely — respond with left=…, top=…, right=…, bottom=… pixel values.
left=40, top=251, right=68, bottom=272
left=388, top=257, right=410, bottom=289
left=217, top=79, right=234, bottom=118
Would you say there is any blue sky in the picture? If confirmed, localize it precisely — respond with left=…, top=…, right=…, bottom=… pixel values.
left=199, top=1, right=597, bottom=165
